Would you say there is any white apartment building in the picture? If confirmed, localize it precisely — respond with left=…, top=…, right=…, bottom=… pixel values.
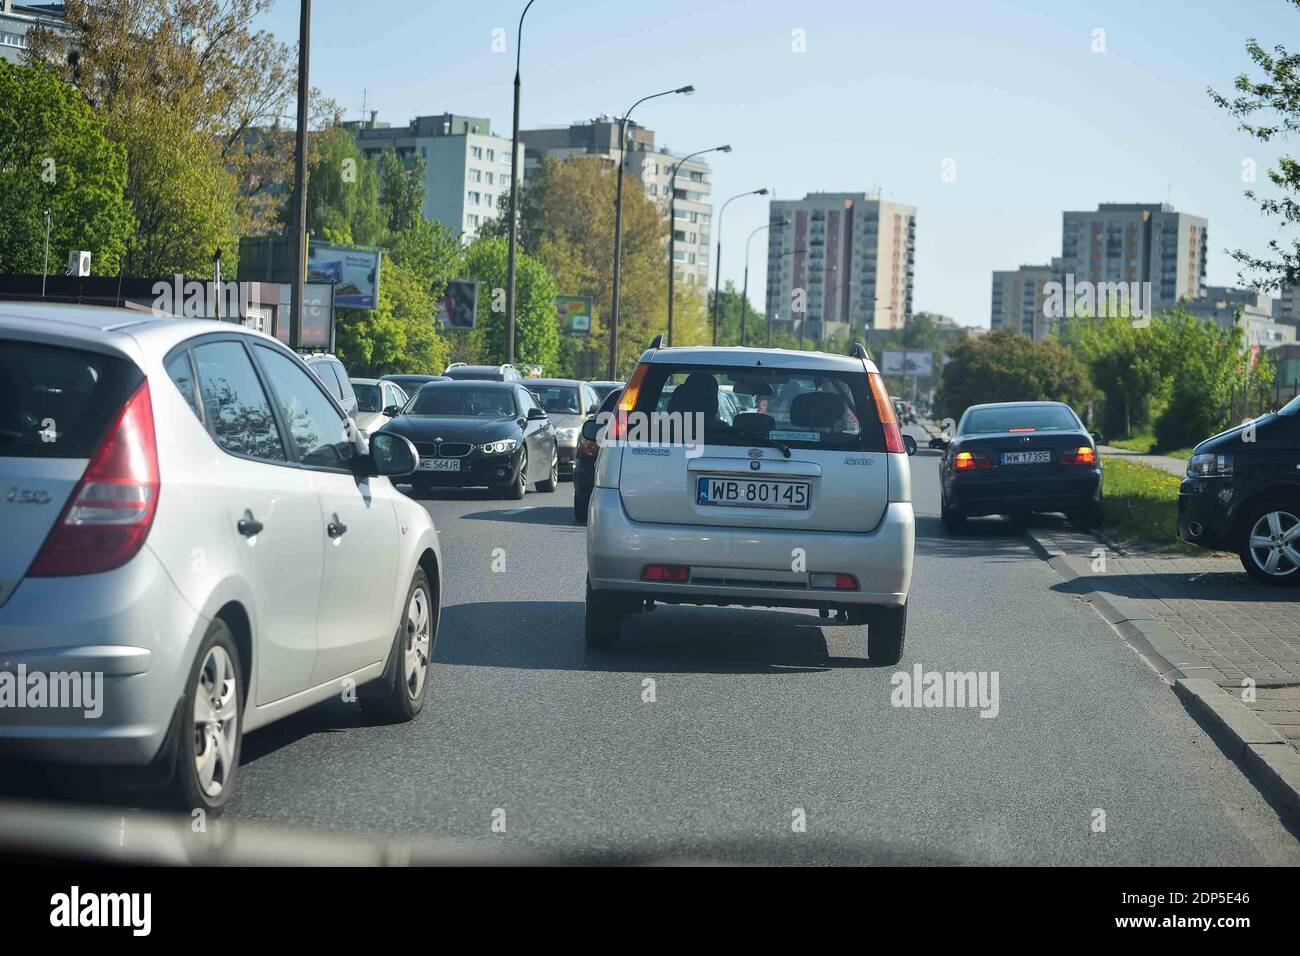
left=990, top=261, right=1058, bottom=340
left=765, top=192, right=916, bottom=341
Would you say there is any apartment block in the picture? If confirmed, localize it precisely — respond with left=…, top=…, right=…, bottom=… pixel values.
left=764, top=192, right=916, bottom=340
left=0, top=2, right=71, bottom=63
left=990, top=261, right=1057, bottom=340
left=1058, top=203, right=1207, bottom=316
left=519, top=118, right=714, bottom=287
left=346, top=113, right=520, bottom=243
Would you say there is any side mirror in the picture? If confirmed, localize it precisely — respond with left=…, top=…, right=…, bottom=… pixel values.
left=587, top=404, right=600, bottom=415
left=902, top=434, right=918, bottom=456
left=364, top=432, right=418, bottom=478
left=928, top=437, right=949, bottom=450
left=580, top=418, right=602, bottom=442
left=527, top=406, right=548, bottom=420
left=382, top=405, right=401, bottom=417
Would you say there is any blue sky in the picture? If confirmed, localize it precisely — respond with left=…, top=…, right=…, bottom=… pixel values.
left=257, top=0, right=1297, bottom=327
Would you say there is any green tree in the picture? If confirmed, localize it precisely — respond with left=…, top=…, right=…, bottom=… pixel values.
left=1060, top=314, right=1169, bottom=439
left=302, top=126, right=384, bottom=247
left=1208, top=0, right=1300, bottom=289
left=0, top=62, right=134, bottom=275
left=462, top=236, right=559, bottom=371
left=377, top=146, right=425, bottom=237
left=935, top=330, right=1092, bottom=422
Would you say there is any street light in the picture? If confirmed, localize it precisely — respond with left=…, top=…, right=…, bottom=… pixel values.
left=712, top=188, right=768, bottom=346
left=741, top=219, right=779, bottom=348
left=667, top=144, right=730, bottom=346
left=609, top=84, right=694, bottom=379
left=289, top=0, right=312, bottom=349
left=504, top=0, right=538, bottom=368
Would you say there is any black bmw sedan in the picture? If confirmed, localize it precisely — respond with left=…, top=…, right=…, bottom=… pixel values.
left=380, top=381, right=558, bottom=499
left=936, top=401, right=1104, bottom=531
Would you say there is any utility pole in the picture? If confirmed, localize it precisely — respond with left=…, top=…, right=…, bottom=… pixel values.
left=505, top=0, right=537, bottom=368
left=290, top=0, right=311, bottom=350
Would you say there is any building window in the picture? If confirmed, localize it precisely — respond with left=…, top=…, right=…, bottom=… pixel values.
left=485, top=172, right=494, bottom=185
left=1, top=33, right=28, bottom=49
left=468, top=169, right=482, bottom=182
left=501, top=151, right=512, bottom=166
left=468, top=191, right=481, bottom=204
left=467, top=214, right=479, bottom=227
left=487, top=149, right=495, bottom=161
left=471, top=146, right=483, bottom=159
left=484, top=194, right=493, bottom=208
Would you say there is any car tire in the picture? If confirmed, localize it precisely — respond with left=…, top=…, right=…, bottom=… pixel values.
left=1237, top=500, right=1300, bottom=586
left=574, top=486, right=591, bottom=524
left=503, top=449, right=527, bottom=500
left=537, top=449, right=558, bottom=493
left=867, top=604, right=907, bottom=665
left=167, top=618, right=243, bottom=815
left=361, top=567, right=437, bottom=722
left=941, top=494, right=966, bottom=533
left=584, top=577, right=621, bottom=648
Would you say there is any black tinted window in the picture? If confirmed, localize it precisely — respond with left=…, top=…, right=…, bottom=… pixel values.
left=166, top=352, right=200, bottom=419
left=410, top=386, right=517, bottom=418
left=192, top=342, right=286, bottom=461
left=0, top=340, right=142, bottom=459
left=962, top=405, right=1079, bottom=434
left=354, top=382, right=381, bottom=412
left=255, top=347, right=352, bottom=469
left=311, top=360, right=344, bottom=399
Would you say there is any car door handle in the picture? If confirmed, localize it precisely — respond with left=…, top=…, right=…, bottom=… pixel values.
left=237, top=511, right=264, bottom=537
left=327, top=514, right=348, bottom=539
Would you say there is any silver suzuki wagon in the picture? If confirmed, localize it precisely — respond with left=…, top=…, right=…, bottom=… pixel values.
left=584, top=340, right=915, bottom=662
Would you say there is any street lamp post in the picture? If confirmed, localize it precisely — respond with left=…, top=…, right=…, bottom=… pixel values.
left=667, top=144, right=729, bottom=346
left=609, top=84, right=693, bottom=379
left=290, top=0, right=311, bottom=349
left=712, top=188, right=767, bottom=346
left=504, top=0, right=537, bottom=368
left=741, top=221, right=773, bottom=348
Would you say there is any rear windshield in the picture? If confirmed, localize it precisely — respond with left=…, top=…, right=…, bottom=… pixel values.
left=354, top=383, right=381, bottom=412
left=445, top=369, right=499, bottom=381
left=962, top=405, right=1079, bottom=434
left=632, top=363, right=885, bottom=451
left=409, top=386, right=517, bottom=418
left=0, top=340, right=143, bottom=459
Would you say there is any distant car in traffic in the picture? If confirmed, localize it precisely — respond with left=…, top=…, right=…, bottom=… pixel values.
left=528, top=378, right=601, bottom=479
left=934, top=401, right=1104, bottom=531
left=381, top=380, right=558, bottom=499
left=380, top=373, right=449, bottom=397
left=301, top=352, right=359, bottom=419
left=583, top=340, right=915, bottom=663
left=573, top=386, right=622, bottom=523
left=0, top=303, right=441, bottom=813
left=351, top=377, right=409, bottom=437
left=588, top=380, right=624, bottom=401
left=442, top=363, right=523, bottom=382
left=1178, top=394, right=1300, bottom=585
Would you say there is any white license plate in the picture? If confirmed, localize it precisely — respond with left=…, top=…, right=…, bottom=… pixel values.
left=697, top=477, right=810, bottom=509
left=1000, top=450, right=1052, bottom=465
left=419, top=457, right=461, bottom=472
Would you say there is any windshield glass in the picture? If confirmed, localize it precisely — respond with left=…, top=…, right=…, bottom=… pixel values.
left=633, top=364, right=884, bottom=451
left=353, top=383, right=381, bottom=412
left=409, top=386, right=516, bottom=418
left=962, top=405, right=1079, bottom=434
left=1280, top=394, right=1300, bottom=416
left=533, top=385, right=581, bottom=415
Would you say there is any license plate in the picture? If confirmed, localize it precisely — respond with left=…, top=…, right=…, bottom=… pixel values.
left=697, top=477, right=810, bottom=509
left=1000, top=450, right=1052, bottom=465
left=419, top=457, right=461, bottom=472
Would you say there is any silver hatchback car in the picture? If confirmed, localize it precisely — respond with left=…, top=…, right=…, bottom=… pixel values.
left=584, top=342, right=915, bottom=662
left=0, top=303, right=440, bottom=812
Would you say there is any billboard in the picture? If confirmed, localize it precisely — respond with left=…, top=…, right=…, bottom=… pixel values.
left=273, top=282, right=335, bottom=350
left=437, top=279, right=480, bottom=329
left=555, top=295, right=594, bottom=335
left=307, top=242, right=381, bottom=310
left=879, top=350, right=934, bottom=377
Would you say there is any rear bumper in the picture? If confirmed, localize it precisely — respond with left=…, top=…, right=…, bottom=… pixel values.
left=947, top=470, right=1101, bottom=517
left=586, top=488, right=913, bottom=608
left=0, top=546, right=202, bottom=766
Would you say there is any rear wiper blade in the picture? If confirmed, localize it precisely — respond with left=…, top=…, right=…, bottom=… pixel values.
left=731, top=426, right=791, bottom=458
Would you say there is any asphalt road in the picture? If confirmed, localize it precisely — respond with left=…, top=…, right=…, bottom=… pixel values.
left=214, top=425, right=1300, bottom=863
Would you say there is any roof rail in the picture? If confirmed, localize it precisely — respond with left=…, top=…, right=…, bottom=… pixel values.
left=850, top=342, right=870, bottom=360
left=648, top=334, right=664, bottom=350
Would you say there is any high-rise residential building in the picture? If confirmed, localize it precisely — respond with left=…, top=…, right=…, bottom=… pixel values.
left=0, top=2, right=68, bottom=63
left=346, top=113, right=520, bottom=243
left=1058, top=203, right=1207, bottom=316
left=764, top=192, right=916, bottom=341
left=1278, top=283, right=1300, bottom=331
left=1186, top=286, right=1296, bottom=351
left=990, top=261, right=1058, bottom=340
left=518, top=118, right=715, bottom=287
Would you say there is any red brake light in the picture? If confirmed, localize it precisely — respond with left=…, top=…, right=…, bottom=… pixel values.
left=1062, top=445, right=1097, bottom=466
left=29, top=379, right=160, bottom=577
left=1008, top=427, right=1036, bottom=433
left=953, top=450, right=993, bottom=471
left=867, top=372, right=905, bottom=454
left=641, top=564, right=689, bottom=582
left=834, top=574, right=858, bottom=591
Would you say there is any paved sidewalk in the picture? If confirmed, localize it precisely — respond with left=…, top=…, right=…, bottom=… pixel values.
left=1098, top=444, right=1188, bottom=478
left=1028, top=521, right=1300, bottom=751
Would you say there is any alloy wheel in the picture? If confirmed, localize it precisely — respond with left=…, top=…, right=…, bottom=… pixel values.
left=1247, top=509, right=1300, bottom=578
left=404, top=585, right=432, bottom=700
left=193, top=645, right=238, bottom=798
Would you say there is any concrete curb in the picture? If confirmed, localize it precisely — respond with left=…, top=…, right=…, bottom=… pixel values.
left=1025, top=525, right=1300, bottom=823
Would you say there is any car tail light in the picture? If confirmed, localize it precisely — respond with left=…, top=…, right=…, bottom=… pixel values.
left=608, top=363, right=649, bottom=442
left=29, top=380, right=160, bottom=577
left=641, top=564, right=689, bottom=582
left=1008, top=427, right=1036, bottom=433
left=867, top=372, right=905, bottom=454
left=1062, top=446, right=1097, bottom=466
left=810, top=573, right=859, bottom=590
left=954, top=450, right=993, bottom=471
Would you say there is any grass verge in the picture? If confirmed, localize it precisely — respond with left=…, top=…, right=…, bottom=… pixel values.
left=1106, top=432, right=1194, bottom=460
left=1102, top=457, right=1198, bottom=552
